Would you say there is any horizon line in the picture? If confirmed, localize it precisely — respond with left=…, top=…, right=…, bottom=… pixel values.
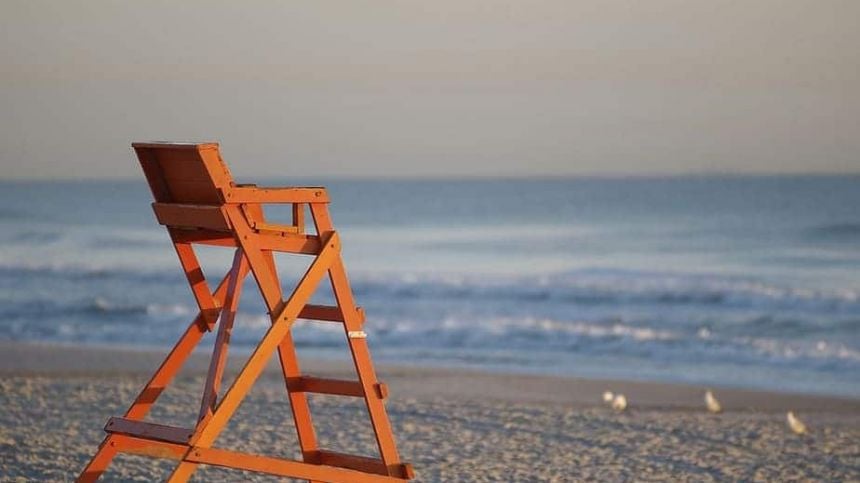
left=2, top=171, right=860, bottom=183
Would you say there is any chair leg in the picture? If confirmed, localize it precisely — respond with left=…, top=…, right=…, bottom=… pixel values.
left=75, top=269, right=234, bottom=482
left=309, top=202, right=404, bottom=473
left=165, top=458, right=198, bottom=483
left=198, top=249, right=249, bottom=423
left=277, top=333, right=320, bottom=461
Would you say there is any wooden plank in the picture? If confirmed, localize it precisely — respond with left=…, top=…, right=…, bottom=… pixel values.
left=292, top=203, right=305, bottom=233
left=105, top=417, right=194, bottom=445
left=153, top=203, right=231, bottom=231
left=288, top=376, right=365, bottom=397
left=198, top=250, right=248, bottom=423
left=167, top=228, right=320, bottom=254
left=171, top=241, right=222, bottom=329
left=111, top=434, right=187, bottom=460
left=132, top=142, right=219, bottom=150
left=135, top=147, right=172, bottom=202
left=169, top=229, right=237, bottom=247
left=299, top=304, right=344, bottom=322
left=313, top=450, right=413, bottom=479
left=186, top=447, right=408, bottom=483
left=258, top=233, right=321, bottom=255
left=225, top=186, right=330, bottom=204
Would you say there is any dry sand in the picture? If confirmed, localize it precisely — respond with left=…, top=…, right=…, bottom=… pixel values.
left=1, top=341, right=858, bottom=481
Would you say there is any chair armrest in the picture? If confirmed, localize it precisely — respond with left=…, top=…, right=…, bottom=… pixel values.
left=224, top=186, right=329, bottom=204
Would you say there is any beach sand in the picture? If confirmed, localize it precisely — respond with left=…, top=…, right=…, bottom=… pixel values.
left=1, top=341, right=858, bottom=481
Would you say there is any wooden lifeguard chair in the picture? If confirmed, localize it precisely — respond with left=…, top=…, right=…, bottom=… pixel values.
left=78, top=142, right=413, bottom=482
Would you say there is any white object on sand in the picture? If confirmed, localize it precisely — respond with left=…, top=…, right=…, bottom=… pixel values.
left=612, top=394, right=627, bottom=412
left=704, top=390, right=722, bottom=413
left=603, top=391, right=614, bottom=403
left=787, top=411, right=807, bottom=434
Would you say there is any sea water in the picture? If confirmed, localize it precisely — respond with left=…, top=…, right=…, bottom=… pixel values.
left=0, top=176, right=858, bottom=396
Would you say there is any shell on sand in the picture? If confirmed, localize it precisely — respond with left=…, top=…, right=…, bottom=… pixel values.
left=705, top=390, right=722, bottom=413
left=602, top=391, right=614, bottom=403
left=612, top=394, right=627, bottom=412
left=787, top=411, right=808, bottom=434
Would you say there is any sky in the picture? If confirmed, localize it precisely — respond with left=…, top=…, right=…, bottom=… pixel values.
left=1, top=1, right=858, bottom=179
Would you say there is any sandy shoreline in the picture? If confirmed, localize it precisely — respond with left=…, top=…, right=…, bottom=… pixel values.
left=1, top=341, right=859, bottom=481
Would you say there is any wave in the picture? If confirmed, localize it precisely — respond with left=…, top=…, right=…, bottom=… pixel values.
left=3, top=231, right=63, bottom=245
left=0, top=263, right=179, bottom=284
left=0, top=208, right=26, bottom=220
left=350, top=269, right=860, bottom=313
left=804, top=222, right=860, bottom=241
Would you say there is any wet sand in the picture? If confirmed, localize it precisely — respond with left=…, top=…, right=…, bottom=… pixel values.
left=1, top=341, right=858, bottom=481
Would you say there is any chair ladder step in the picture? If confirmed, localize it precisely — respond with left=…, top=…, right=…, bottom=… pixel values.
left=297, top=304, right=365, bottom=323
left=287, top=376, right=388, bottom=399
left=105, top=417, right=195, bottom=445
left=312, top=449, right=414, bottom=479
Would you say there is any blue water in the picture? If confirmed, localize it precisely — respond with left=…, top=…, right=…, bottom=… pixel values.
left=1, top=176, right=858, bottom=396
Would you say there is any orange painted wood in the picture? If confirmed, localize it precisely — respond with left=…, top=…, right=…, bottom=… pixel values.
left=227, top=202, right=323, bottom=465
left=293, top=202, right=306, bottom=232
left=77, top=268, right=235, bottom=482
left=152, top=203, right=231, bottom=231
left=171, top=240, right=222, bottom=328
left=105, top=418, right=194, bottom=445
left=79, top=142, right=411, bottom=483
left=165, top=232, right=341, bottom=482
left=310, top=203, right=404, bottom=471
left=314, top=449, right=413, bottom=479
left=259, top=234, right=322, bottom=254
left=196, top=231, right=339, bottom=448
left=226, top=186, right=330, bottom=204
left=169, top=229, right=237, bottom=247
left=110, top=434, right=188, bottom=460
left=168, top=230, right=323, bottom=255
left=186, top=447, right=408, bottom=482
left=133, top=142, right=233, bottom=205
left=288, top=376, right=365, bottom=397
left=298, top=303, right=359, bottom=322
left=198, top=249, right=249, bottom=423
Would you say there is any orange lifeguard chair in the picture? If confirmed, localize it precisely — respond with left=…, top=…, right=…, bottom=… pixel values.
left=78, top=142, right=413, bottom=482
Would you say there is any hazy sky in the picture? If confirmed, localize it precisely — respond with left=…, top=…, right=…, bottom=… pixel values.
left=1, top=1, right=858, bottom=179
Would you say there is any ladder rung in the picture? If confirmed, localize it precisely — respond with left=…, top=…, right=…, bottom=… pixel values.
left=298, top=304, right=365, bottom=323
left=313, top=449, right=414, bottom=479
left=105, top=417, right=194, bottom=445
left=288, top=376, right=388, bottom=399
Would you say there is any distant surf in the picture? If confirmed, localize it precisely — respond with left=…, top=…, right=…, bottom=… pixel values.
left=0, top=176, right=858, bottom=396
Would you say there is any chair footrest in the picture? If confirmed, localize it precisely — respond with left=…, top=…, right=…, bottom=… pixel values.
left=105, top=435, right=413, bottom=482
left=105, top=417, right=195, bottom=445
left=188, top=447, right=411, bottom=482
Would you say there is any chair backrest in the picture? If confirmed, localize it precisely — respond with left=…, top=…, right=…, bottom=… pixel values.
left=133, top=142, right=236, bottom=232
left=133, top=142, right=234, bottom=205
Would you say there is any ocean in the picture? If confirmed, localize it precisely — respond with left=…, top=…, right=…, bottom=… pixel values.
left=0, top=176, right=858, bottom=397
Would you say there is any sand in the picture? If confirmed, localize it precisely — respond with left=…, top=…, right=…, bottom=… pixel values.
left=1, top=341, right=858, bottom=481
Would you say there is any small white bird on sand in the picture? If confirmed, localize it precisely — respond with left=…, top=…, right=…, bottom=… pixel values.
left=612, top=394, right=627, bottom=412
left=603, top=391, right=614, bottom=403
left=787, top=411, right=808, bottom=435
left=704, top=390, right=722, bottom=413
